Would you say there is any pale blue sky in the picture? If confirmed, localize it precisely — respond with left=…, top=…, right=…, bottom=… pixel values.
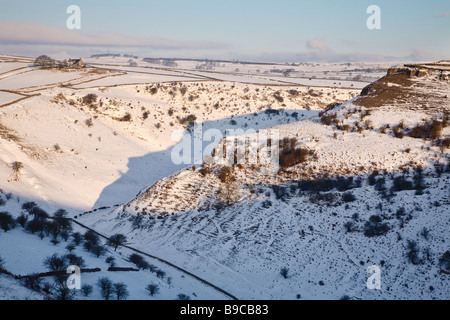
left=0, top=0, right=449, bottom=61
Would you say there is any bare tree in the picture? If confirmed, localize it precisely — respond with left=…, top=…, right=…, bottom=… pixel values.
left=43, top=254, right=67, bottom=272
left=107, top=234, right=127, bottom=251
left=113, top=282, right=129, bottom=300
left=280, top=267, right=289, bottom=279
left=11, top=162, right=23, bottom=181
left=0, top=212, right=15, bottom=232
left=98, top=277, right=113, bottom=300
left=34, top=55, right=55, bottom=68
left=53, top=276, right=75, bottom=300
left=81, top=284, right=93, bottom=297
left=177, top=294, right=191, bottom=300
left=146, top=283, right=160, bottom=296
left=217, top=178, right=240, bottom=206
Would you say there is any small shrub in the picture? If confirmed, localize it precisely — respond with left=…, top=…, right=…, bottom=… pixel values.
left=129, top=253, right=150, bottom=270
left=156, top=270, right=166, bottom=279
left=324, top=102, right=340, bottom=112
left=420, top=227, right=430, bottom=240
left=200, top=166, right=211, bottom=176
left=11, top=161, right=24, bottom=173
left=280, top=267, right=289, bottom=279
left=279, top=147, right=314, bottom=169
left=265, top=109, right=281, bottom=116
left=342, top=192, right=357, bottom=203
left=218, top=166, right=232, bottom=183
left=368, top=171, right=379, bottom=186
left=178, top=114, right=197, bottom=127
left=81, top=284, right=93, bottom=297
left=364, top=216, right=389, bottom=237
left=0, top=212, right=15, bottom=232
left=82, top=94, right=98, bottom=105
left=145, top=283, right=160, bottom=296
left=16, top=214, right=28, bottom=228
left=309, top=192, right=341, bottom=207
left=344, top=221, right=356, bottom=233
left=118, top=113, right=132, bottom=122
left=392, top=126, right=405, bottom=139
left=106, top=256, right=116, bottom=267
left=406, top=240, right=422, bottom=265
left=438, top=251, right=450, bottom=271
left=391, top=176, right=414, bottom=192
left=409, top=120, right=443, bottom=140
left=85, top=118, right=93, bottom=127
left=92, top=245, right=106, bottom=257
left=441, top=138, right=450, bottom=149
left=374, top=177, right=386, bottom=191
left=65, top=253, right=86, bottom=268
left=320, top=113, right=337, bottom=126
left=273, top=92, right=284, bottom=103
left=23, top=274, right=42, bottom=291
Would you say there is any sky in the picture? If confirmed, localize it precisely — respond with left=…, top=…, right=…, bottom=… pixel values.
left=0, top=0, right=449, bottom=62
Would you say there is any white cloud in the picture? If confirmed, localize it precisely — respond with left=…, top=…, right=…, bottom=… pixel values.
left=435, top=12, right=450, bottom=17
left=406, top=48, right=446, bottom=62
left=0, top=21, right=225, bottom=50
left=306, top=38, right=331, bottom=53
left=246, top=40, right=446, bottom=63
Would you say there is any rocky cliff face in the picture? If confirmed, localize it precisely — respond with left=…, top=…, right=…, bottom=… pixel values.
left=387, top=62, right=450, bottom=80
left=358, top=62, right=449, bottom=111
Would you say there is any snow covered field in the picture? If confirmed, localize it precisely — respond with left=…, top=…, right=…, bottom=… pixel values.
left=0, top=91, right=23, bottom=106
left=0, top=69, right=84, bottom=91
left=0, top=62, right=29, bottom=75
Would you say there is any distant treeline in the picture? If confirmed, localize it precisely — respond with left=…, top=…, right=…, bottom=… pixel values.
left=143, top=57, right=283, bottom=66
left=90, top=54, right=138, bottom=59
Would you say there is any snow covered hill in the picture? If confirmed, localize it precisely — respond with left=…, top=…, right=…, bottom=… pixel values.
left=0, top=55, right=358, bottom=211
left=0, top=56, right=448, bottom=300
left=78, top=63, right=449, bottom=300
